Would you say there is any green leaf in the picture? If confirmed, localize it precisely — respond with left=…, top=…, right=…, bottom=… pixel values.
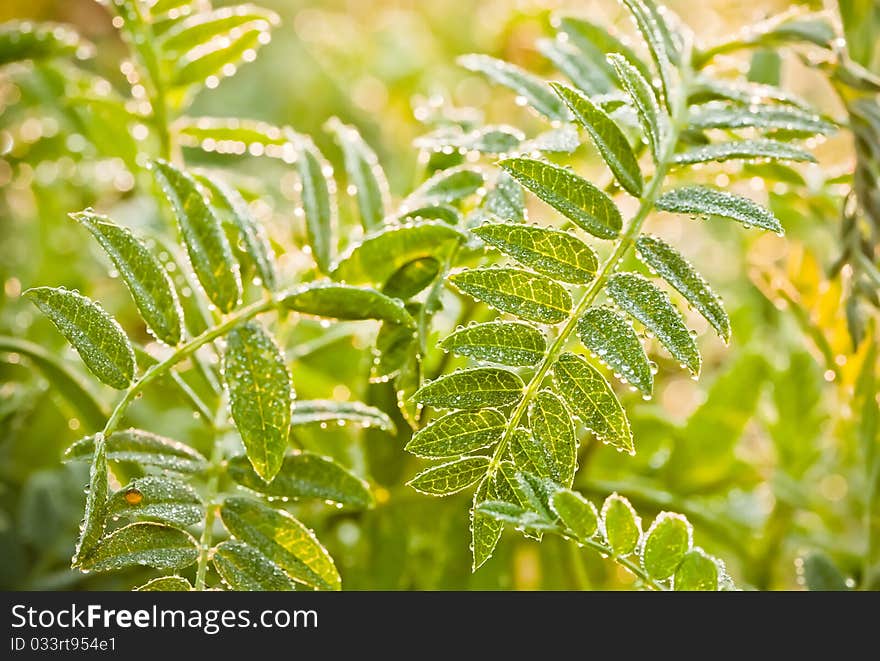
left=689, top=102, right=835, bottom=135
left=159, top=5, right=279, bottom=57
left=105, top=477, right=202, bottom=528
left=407, top=456, right=491, bottom=496
left=151, top=159, right=241, bottom=312
left=578, top=306, right=653, bottom=396
left=799, top=551, right=850, bottom=591
left=65, top=429, right=208, bottom=474
left=406, top=409, right=505, bottom=458
left=556, top=17, right=650, bottom=91
left=224, top=322, right=292, bottom=482
left=449, top=267, right=571, bottom=324
left=499, top=158, right=622, bottom=239
left=279, top=282, right=415, bottom=328
left=175, top=116, right=290, bottom=154
left=601, top=494, right=641, bottom=556
left=382, top=258, right=441, bottom=300
left=294, top=138, right=335, bottom=273
left=525, top=125, right=581, bottom=153
left=655, top=185, right=784, bottom=234
left=473, top=222, right=598, bottom=284
left=472, top=477, right=503, bottom=570
left=399, top=205, right=460, bottom=225
left=25, top=287, right=135, bottom=389
left=672, top=140, right=816, bottom=165
left=509, top=428, right=554, bottom=480
left=413, top=367, right=523, bottom=409
left=512, top=472, right=556, bottom=521
left=407, top=166, right=485, bottom=205
left=0, top=335, right=107, bottom=430
left=0, top=21, right=89, bottom=66
left=636, top=235, right=730, bottom=341
left=325, top=117, right=389, bottom=230
left=213, top=540, right=295, bottom=591
left=415, top=125, right=524, bottom=155
left=78, top=522, right=198, bottom=572
left=485, top=171, right=525, bottom=221
left=290, top=400, right=395, bottom=433
left=552, top=353, right=633, bottom=453
left=331, top=222, right=463, bottom=286
left=642, top=512, right=692, bottom=580
left=688, top=76, right=810, bottom=109
left=550, top=488, right=598, bottom=540
left=537, top=37, right=609, bottom=97
left=170, top=20, right=272, bottom=88
left=458, top=54, right=570, bottom=121
left=228, top=452, right=374, bottom=509
left=607, top=53, right=667, bottom=159
left=551, top=82, right=644, bottom=197
left=221, top=497, right=340, bottom=590
left=196, top=174, right=277, bottom=290
left=72, top=431, right=108, bottom=566
left=372, top=321, right=417, bottom=381
left=607, top=273, right=701, bottom=375
left=440, top=321, right=545, bottom=366
left=529, top=390, right=576, bottom=487
left=134, top=576, right=192, bottom=591
left=476, top=501, right=557, bottom=530
left=674, top=549, right=719, bottom=590
left=70, top=211, right=183, bottom=346
left=619, top=0, right=676, bottom=107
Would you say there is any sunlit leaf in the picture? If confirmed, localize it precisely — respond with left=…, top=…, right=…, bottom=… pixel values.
left=279, top=282, right=415, bottom=328
left=601, top=494, right=641, bottom=556
left=642, top=512, right=691, bottom=580
left=607, top=53, right=667, bottom=159
left=106, top=476, right=202, bottom=528
left=65, top=429, right=208, bottom=474
left=406, top=166, right=485, bottom=206
left=509, top=428, right=555, bottom=480
left=406, top=409, right=505, bottom=458
left=290, top=400, right=395, bottom=433
left=607, top=272, right=701, bottom=375
left=413, top=367, right=523, bottom=410
left=293, top=137, right=335, bottom=273
left=674, top=549, right=719, bottom=590
left=529, top=390, right=576, bottom=487
left=407, top=456, right=491, bottom=496
left=449, top=267, right=572, bottom=324
left=578, top=306, right=653, bottom=395
left=473, top=222, right=597, bottom=284
left=326, top=117, right=389, bottom=230
left=0, top=21, right=90, bottom=66
left=655, top=185, right=783, bottom=233
left=550, top=488, right=598, bottom=540
left=440, top=321, right=545, bottom=366
left=552, top=352, right=633, bottom=453
left=672, top=140, right=816, bottom=165
left=213, top=540, right=295, bottom=591
left=499, top=158, right=622, bottom=239
left=135, top=576, right=192, bottom=591
left=78, top=522, right=198, bottom=572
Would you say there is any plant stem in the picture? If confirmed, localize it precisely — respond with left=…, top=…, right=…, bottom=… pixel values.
left=195, top=400, right=228, bottom=591
left=565, top=534, right=666, bottom=591
left=100, top=297, right=274, bottom=440
left=489, top=104, right=687, bottom=472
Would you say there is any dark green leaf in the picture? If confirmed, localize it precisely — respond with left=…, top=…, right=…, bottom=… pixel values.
left=72, top=431, right=108, bottom=567
left=224, top=322, right=292, bottom=482
left=71, top=211, right=182, bottom=346
left=552, top=352, right=633, bottom=453
left=499, top=158, right=622, bottom=239
left=473, top=222, right=598, bottom=284
left=607, top=272, right=701, bottom=375
left=578, top=306, right=653, bottom=395
left=25, top=287, right=135, bottom=389
left=440, top=321, right=545, bottom=366
left=228, top=452, right=373, bottom=509
left=151, top=159, right=241, bottom=312
left=106, top=476, right=202, bottom=528
left=407, top=456, right=491, bottom=496
left=636, top=235, right=730, bottom=341
left=449, top=267, right=571, bottom=324
left=800, top=551, right=850, bottom=591
left=413, top=367, right=523, bottom=409
left=383, top=258, right=441, bottom=300
left=65, top=429, right=208, bottom=474
left=78, top=522, right=198, bottom=572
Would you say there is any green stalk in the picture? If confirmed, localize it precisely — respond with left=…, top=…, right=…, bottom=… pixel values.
left=195, top=399, right=228, bottom=591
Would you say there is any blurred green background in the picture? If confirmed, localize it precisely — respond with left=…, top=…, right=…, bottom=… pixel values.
left=1, top=0, right=876, bottom=590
